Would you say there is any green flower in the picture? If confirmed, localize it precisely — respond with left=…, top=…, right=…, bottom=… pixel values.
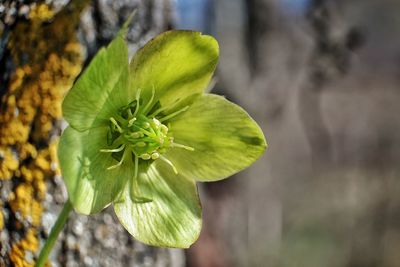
left=58, top=26, right=267, bottom=248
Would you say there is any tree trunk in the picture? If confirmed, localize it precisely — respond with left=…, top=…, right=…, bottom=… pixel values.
left=0, top=1, right=184, bottom=266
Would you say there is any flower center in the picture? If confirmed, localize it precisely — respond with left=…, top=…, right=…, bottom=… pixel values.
left=109, top=113, right=171, bottom=161
left=100, top=88, right=193, bottom=178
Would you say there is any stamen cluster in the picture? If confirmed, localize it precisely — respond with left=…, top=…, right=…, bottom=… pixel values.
left=100, top=89, right=193, bottom=177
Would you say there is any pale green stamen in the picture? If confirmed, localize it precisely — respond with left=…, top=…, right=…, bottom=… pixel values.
left=110, top=117, right=123, bottom=133
left=159, top=155, right=178, bottom=174
left=172, top=143, right=194, bottom=151
left=134, top=155, right=139, bottom=179
left=151, top=152, right=160, bottom=160
left=140, top=153, right=151, bottom=160
left=152, top=118, right=161, bottom=127
left=159, top=106, right=189, bottom=122
left=149, top=98, right=185, bottom=118
left=107, top=150, right=127, bottom=170
left=135, top=142, right=146, bottom=147
left=133, top=126, right=155, bottom=138
left=128, top=117, right=136, bottom=127
left=142, top=85, right=155, bottom=114
left=150, top=105, right=170, bottom=118
left=100, top=144, right=126, bottom=153
left=105, top=91, right=194, bottom=174
left=127, top=107, right=133, bottom=117
left=160, top=124, right=168, bottom=134
left=133, top=88, right=142, bottom=116
left=128, top=132, right=143, bottom=139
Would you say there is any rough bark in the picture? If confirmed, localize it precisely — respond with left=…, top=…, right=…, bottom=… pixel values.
left=0, top=1, right=184, bottom=266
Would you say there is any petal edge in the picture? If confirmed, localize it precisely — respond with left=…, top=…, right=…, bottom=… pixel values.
left=166, top=94, right=267, bottom=181
left=114, top=162, right=202, bottom=248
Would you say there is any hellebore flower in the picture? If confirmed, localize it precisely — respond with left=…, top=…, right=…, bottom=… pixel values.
left=58, top=27, right=267, bottom=248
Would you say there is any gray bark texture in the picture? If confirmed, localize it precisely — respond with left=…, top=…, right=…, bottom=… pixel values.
left=0, top=1, right=185, bottom=266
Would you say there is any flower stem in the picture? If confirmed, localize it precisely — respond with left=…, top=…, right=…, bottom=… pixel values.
left=35, top=200, right=73, bottom=267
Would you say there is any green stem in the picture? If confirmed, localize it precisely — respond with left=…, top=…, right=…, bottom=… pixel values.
left=35, top=200, right=73, bottom=267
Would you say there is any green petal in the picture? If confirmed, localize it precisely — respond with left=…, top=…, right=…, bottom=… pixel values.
left=130, top=30, right=219, bottom=115
left=166, top=94, right=267, bottom=181
left=58, top=127, right=132, bottom=214
left=62, top=33, right=130, bottom=131
left=113, top=161, right=202, bottom=248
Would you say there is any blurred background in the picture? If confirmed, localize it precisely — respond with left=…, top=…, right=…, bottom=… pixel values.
left=1, top=0, right=400, bottom=266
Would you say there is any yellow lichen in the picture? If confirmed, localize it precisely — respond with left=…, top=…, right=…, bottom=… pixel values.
left=0, top=0, right=88, bottom=265
left=29, top=4, right=55, bottom=21
left=22, top=229, right=39, bottom=252
left=10, top=229, right=39, bottom=267
left=8, top=183, right=43, bottom=226
left=9, top=244, right=30, bottom=267
left=0, top=148, right=19, bottom=180
left=0, top=208, right=4, bottom=230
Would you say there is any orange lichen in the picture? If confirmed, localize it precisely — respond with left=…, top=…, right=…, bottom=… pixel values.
left=0, top=0, right=88, bottom=265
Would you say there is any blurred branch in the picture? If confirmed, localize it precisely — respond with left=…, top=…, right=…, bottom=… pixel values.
left=245, top=0, right=272, bottom=75
left=299, top=0, right=363, bottom=169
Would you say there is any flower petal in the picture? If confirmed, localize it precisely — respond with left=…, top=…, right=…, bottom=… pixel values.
left=130, top=30, right=219, bottom=114
left=166, top=94, right=267, bottom=181
left=113, top=161, right=202, bottom=248
left=58, top=127, right=132, bottom=214
left=62, top=33, right=130, bottom=131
